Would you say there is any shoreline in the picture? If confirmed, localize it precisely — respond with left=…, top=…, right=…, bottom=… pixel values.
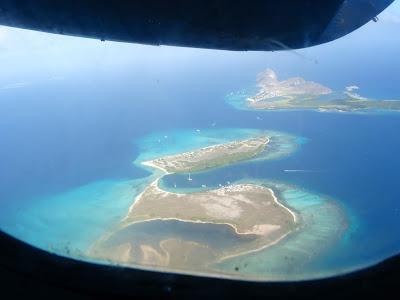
left=140, top=160, right=171, bottom=175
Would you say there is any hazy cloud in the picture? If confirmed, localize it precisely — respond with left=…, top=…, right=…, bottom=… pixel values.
left=0, top=81, right=31, bottom=90
left=48, top=75, right=65, bottom=81
left=382, top=12, right=400, bottom=24
left=380, top=2, right=400, bottom=24
left=0, top=27, right=6, bottom=40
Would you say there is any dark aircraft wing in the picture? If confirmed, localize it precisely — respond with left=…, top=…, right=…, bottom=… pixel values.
left=0, top=0, right=394, bottom=51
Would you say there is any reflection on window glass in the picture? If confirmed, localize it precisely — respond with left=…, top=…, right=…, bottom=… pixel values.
left=0, top=2, right=400, bottom=281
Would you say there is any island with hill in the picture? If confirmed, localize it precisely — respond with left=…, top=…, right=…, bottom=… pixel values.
left=230, top=68, right=400, bottom=113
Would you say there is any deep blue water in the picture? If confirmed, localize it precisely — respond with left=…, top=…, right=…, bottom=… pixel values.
left=0, top=14, right=400, bottom=279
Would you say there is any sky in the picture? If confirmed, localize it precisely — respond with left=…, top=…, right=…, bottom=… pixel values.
left=0, top=1, right=399, bottom=96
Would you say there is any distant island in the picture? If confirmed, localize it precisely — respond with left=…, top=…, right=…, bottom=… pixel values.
left=229, top=69, right=400, bottom=113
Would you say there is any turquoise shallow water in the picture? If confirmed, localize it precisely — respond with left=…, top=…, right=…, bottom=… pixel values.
left=0, top=177, right=155, bottom=256
left=224, top=89, right=257, bottom=111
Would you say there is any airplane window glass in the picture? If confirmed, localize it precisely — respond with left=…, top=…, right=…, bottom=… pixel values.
left=0, top=1, right=399, bottom=281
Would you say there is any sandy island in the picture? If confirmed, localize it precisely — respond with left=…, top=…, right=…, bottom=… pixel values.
left=141, top=136, right=269, bottom=174
left=91, top=180, right=298, bottom=270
